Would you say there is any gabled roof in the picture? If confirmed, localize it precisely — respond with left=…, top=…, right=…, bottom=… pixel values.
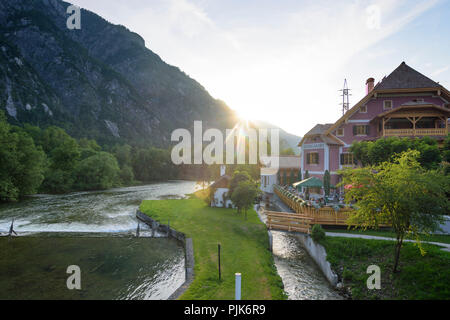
left=374, top=62, right=441, bottom=90
left=298, top=124, right=334, bottom=146
left=298, top=123, right=344, bottom=147
left=305, top=124, right=334, bottom=136
left=324, top=62, right=450, bottom=136
left=209, top=175, right=231, bottom=189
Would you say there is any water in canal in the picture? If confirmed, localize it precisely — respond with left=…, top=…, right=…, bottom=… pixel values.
left=272, top=231, right=343, bottom=300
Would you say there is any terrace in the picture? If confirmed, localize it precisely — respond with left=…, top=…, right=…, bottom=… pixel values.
left=374, top=104, right=450, bottom=138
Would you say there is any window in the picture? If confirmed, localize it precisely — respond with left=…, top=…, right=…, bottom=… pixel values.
left=306, top=152, right=319, bottom=165
left=353, top=125, right=370, bottom=136
left=340, top=153, right=355, bottom=166
left=360, top=105, right=367, bottom=113
left=383, top=100, right=393, bottom=110
left=336, top=127, right=344, bottom=137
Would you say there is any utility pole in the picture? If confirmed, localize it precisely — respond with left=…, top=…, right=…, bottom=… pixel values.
left=339, top=79, right=352, bottom=115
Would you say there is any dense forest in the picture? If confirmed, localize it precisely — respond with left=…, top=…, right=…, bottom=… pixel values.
left=0, top=110, right=178, bottom=202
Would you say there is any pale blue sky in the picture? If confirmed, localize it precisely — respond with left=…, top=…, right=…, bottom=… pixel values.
left=71, top=0, right=450, bottom=136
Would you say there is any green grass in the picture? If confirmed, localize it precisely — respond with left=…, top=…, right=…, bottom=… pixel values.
left=139, top=198, right=287, bottom=300
left=320, top=237, right=450, bottom=299
left=326, top=227, right=450, bottom=245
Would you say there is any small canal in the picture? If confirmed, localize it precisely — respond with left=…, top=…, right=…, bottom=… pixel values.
left=268, top=198, right=343, bottom=300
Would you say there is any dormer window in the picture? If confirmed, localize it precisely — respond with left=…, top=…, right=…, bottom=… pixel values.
left=360, top=105, right=367, bottom=113
left=383, top=100, right=393, bottom=110
left=336, top=128, right=344, bottom=137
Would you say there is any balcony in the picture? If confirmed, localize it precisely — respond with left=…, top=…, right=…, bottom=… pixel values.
left=376, top=103, right=450, bottom=139
left=384, top=128, right=449, bottom=137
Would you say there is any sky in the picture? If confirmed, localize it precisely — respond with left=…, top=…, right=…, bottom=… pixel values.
left=70, top=0, right=450, bottom=137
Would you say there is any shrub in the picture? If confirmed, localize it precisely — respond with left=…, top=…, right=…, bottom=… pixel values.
left=311, top=224, right=326, bottom=242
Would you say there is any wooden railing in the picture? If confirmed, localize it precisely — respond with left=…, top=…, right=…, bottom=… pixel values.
left=266, top=211, right=312, bottom=234
left=273, top=185, right=353, bottom=226
left=384, top=128, right=448, bottom=137
left=273, top=185, right=390, bottom=229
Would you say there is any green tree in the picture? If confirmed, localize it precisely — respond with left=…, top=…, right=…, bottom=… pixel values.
left=39, top=127, right=81, bottom=193
left=231, top=180, right=260, bottom=219
left=112, top=144, right=133, bottom=168
left=132, top=147, right=176, bottom=182
left=304, top=170, right=310, bottom=199
left=119, top=165, right=135, bottom=185
left=78, top=138, right=101, bottom=160
left=229, top=170, right=251, bottom=198
left=339, top=150, right=450, bottom=272
left=323, top=170, right=331, bottom=197
left=443, top=134, right=450, bottom=163
left=443, top=134, right=450, bottom=175
left=73, top=152, right=120, bottom=190
left=350, top=136, right=442, bottom=169
left=0, top=112, right=46, bottom=201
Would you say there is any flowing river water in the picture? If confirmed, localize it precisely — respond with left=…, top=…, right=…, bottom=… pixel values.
left=0, top=181, right=341, bottom=300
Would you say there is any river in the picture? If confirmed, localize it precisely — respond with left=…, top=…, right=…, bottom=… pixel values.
left=0, top=181, right=198, bottom=300
left=0, top=181, right=341, bottom=300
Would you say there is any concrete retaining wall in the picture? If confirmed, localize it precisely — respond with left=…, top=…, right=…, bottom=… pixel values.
left=136, top=210, right=194, bottom=300
left=293, top=233, right=339, bottom=287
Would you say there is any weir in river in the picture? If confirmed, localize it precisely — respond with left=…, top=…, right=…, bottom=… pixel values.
left=0, top=180, right=342, bottom=300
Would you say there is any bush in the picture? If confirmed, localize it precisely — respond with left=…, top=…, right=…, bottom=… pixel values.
left=311, top=224, right=326, bottom=242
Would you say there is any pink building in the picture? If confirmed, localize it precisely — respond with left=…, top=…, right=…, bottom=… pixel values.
left=298, top=62, right=450, bottom=190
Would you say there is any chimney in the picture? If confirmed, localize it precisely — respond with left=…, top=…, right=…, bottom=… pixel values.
left=366, top=78, right=375, bottom=94
left=220, top=165, right=226, bottom=177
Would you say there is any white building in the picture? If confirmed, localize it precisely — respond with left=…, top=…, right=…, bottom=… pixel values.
left=259, top=156, right=302, bottom=194
left=210, top=166, right=234, bottom=208
left=260, top=167, right=278, bottom=193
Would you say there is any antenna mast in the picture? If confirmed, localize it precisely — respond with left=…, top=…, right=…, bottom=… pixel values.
left=339, top=79, right=351, bottom=115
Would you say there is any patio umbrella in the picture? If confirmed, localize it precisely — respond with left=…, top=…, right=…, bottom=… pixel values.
left=292, top=177, right=323, bottom=189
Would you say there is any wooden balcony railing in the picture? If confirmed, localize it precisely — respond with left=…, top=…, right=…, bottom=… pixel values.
left=384, top=128, right=448, bottom=137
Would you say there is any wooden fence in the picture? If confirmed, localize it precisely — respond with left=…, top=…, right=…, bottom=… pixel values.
left=273, top=185, right=390, bottom=229
left=273, top=185, right=354, bottom=226
left=266, top=211, right=312, bottom=233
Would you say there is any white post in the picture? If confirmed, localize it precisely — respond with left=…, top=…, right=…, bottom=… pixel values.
left=235, top=273, right=241, bottom=300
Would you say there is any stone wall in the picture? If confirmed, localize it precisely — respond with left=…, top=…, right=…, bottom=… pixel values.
left=136, top=210, right=195, bottom=300
left=293, top=233, right=339, bottom=287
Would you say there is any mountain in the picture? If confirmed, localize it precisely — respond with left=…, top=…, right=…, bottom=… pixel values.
left=250, top=120, right=302, bottom=155
left=0, top=0, right=237, bottom=147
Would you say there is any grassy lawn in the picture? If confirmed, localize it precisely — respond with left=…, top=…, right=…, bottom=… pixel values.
left=320, top=237, right=450, bottom=299
left=139, top=197, right=287, bottom=300
left=325, top=227, right=450, bottom=245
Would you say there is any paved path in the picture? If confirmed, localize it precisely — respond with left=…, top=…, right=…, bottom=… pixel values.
left=326, top=232, right=450, bottom=252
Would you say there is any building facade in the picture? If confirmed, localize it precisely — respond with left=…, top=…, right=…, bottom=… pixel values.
left=299, top=62, right=450, bottom=189
left=260, top=156, right=301, bottom=194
